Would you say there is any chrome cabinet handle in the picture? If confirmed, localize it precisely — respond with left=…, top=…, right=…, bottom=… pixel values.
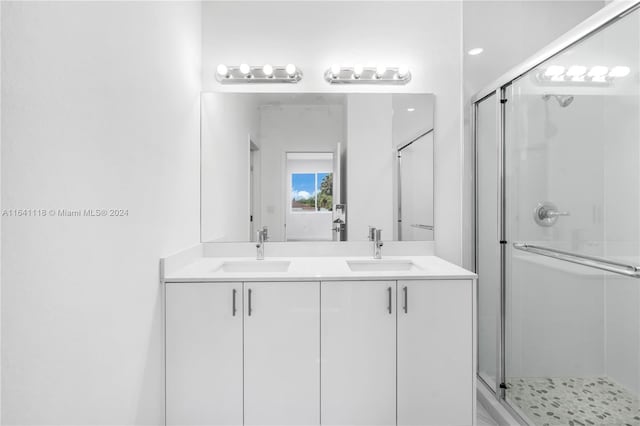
left=232, top=288, right=237, bottom=316
left=403, top=286, right=408, bottom=314
left=248, top=288, right=252, bottom=316
left=387, top=286, right=392, bottom=314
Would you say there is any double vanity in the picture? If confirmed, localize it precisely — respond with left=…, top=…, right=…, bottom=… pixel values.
left=168, top=90, right=474, bottom=425
left=161, top=242, right=477, bottom=426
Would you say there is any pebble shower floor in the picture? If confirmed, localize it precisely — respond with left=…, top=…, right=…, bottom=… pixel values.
left=507, top=377, right=640, bottom=426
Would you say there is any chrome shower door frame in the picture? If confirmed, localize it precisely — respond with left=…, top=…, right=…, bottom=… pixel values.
left=472, top=1, right=640, bottom=423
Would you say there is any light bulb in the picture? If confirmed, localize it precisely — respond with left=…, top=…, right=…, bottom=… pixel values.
left=330, top=64, right=341, bottom=78
left=398, top=65, right=409, bottom=78
left=544, top=65, right=565, bottom=77
left=263, top=64, right=274, bottom=77
left=407, top=107, right=416, bottom=112
left=609, top=66, right=630, bottom=78
left=467, top=48, right=483, bottom=56
left=353, top=64, right=364, bottom=78
left=566, top=65, right=586, bottom=77
left=285, top=64, right=297, bottom=76
left=239, top=63, right=251, bottom=76
left=216, top=64, right=229, bottom=77
left=588, top=66, right=609, bottom=77
left=375, top=65, right=387, bottom=78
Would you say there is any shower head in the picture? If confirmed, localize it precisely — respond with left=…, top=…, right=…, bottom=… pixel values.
left=542, top=94, right=574, bottom=108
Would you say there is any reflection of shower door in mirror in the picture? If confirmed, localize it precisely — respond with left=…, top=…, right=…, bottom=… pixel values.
left=397, top=130, right=434, bottom=241
left=285, top=152, right=335, bottom=242
left=249, top=138, right=259, bottom=241
left=332, top=142, right=346, bottom=241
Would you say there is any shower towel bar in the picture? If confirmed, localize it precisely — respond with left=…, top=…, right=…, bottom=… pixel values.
left=410, top=224, right=434, bottom=230
left=513, top=242, right=640, bottom=278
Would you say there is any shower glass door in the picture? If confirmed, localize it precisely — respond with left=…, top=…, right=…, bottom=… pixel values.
left=476, top=93, right=500, bottom=393
left=504, top=7, right=640, bottom=425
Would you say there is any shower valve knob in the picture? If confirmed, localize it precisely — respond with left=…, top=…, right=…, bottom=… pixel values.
left=534, top=201, right=570, bottom=227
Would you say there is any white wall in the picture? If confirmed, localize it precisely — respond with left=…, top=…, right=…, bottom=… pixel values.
left=202, top=0, right=464, bottom=263
left=201, top=93, right=259, bottom=242
left=1, top=2, right=201, bottom=424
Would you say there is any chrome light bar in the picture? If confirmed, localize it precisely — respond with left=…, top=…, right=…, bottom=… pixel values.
left=215, top=64, right=303, bottom=84
left=324, top=65, right=411, bottom=85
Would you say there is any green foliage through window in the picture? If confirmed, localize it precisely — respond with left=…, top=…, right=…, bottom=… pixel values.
left=291, top=172, right=333, bottom=212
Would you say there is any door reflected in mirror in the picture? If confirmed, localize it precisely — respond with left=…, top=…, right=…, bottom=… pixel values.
left=201, top=93, right=434, bottom=243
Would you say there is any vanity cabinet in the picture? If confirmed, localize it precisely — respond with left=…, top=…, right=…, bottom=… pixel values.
left=165, top=278, right=473, bottom=426
left=243, top=282, right=320, bottom=426
left=166, top=282, right=243, bottom=426
left=321, top=280, right=473, bottom=426
left=397, top=280, right=473, bottom=426
left=321, top=281, right=397, bottom=425
left=166, top=281, right=320, bottom=426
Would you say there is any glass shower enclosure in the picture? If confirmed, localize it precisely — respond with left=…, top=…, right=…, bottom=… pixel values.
left=474, top=2, right=640, bottom=425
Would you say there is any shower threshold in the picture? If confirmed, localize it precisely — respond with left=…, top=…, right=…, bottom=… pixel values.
left=507, top=376, right=640, bottom=426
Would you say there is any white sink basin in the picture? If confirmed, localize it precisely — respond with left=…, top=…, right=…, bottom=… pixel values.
left=346, top=259, right=421, bottom=272
left=215, top=260, right=291, bottom=273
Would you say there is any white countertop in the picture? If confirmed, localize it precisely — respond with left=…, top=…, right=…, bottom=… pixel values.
left=164, top=255, right=477, bottom=282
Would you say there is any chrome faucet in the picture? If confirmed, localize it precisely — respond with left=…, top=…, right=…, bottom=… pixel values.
left=373, top=228, right=383, bottom=259
left=368, top=226, right=377, bottom=257
left=256, top=228, right=267, bottom=260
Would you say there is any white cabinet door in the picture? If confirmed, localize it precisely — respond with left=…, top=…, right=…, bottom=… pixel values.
left=166, top=282, right=243, bottom=426
left=244, top=282, right=320, bottom=426
left=321, top=281, right=396, bottom=426
left=397, top=280, right=473, bottom=426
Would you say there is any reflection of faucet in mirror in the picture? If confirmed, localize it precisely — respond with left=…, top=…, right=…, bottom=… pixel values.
left=332, top=204, right=346, bottom=241
left=374, top=229, right=384, bottom=259
left=368, top=226, right=377, bottom=256
left=256, top=228, right=267, bottom=260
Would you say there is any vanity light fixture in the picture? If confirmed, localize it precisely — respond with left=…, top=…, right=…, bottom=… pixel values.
left=566, top=65, right=587, bottom=81
left=239, top=63, right=251, bottom=76
left=467, top=48, right=484, bottom=56
left=536, top=64, right=631, bottom=86
left=215, top=63, right=303, bottom=84
left=325, top=65, right=411, bottom=85
left=609, top=66, right=630, bottom=77
left=330, top=64, right=341, bottom=78
left=353, top=64, right=364, bottom=79
left=216, top=64, right=229, bottom=78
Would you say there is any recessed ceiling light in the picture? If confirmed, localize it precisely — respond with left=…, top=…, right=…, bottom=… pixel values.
left=407, top=108, right=416, bottom=112
left=468, top=48, right=483, bottom=56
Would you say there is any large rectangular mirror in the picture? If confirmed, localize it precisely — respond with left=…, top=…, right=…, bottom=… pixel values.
left=201, top=93, right=434, bottom=242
